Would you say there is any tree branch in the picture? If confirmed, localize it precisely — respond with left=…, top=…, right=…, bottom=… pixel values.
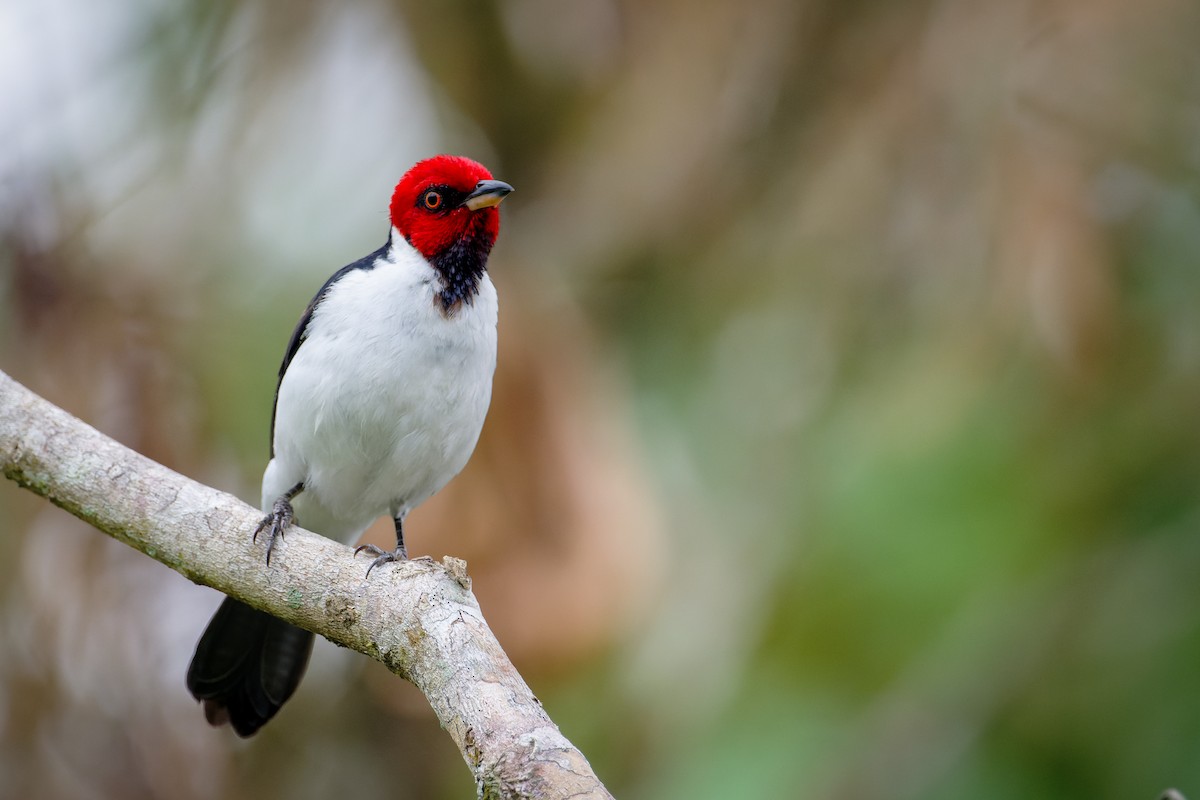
left=0, top=369, right=613, bottom=800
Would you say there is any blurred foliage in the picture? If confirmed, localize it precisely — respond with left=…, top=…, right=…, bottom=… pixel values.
left=2, top=0, right=1200, bottom=798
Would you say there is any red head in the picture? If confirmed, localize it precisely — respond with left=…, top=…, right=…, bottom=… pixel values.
left=388, top=155, right=512, bottom=261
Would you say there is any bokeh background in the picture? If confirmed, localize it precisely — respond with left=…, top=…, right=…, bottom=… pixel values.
left=2, top=0, right=1200, bottom=798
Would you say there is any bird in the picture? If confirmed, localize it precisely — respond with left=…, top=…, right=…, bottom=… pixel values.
left=186, top=155, right=513, bottom=737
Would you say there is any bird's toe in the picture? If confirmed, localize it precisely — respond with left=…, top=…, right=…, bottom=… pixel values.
left=255, top=501, right=295, bottom=565
left=356, top=544, right=410, bottom=577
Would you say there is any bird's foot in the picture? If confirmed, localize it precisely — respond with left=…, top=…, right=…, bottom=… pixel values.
left=354, top=542, right=415, bottom=577
left=253, top=497, right=295, bottom=565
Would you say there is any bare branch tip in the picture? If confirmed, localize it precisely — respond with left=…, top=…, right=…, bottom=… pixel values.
left=441, top=555, right=472, bottom=590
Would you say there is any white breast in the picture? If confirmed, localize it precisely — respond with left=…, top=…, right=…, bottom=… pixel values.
left=263, top=232, right=498, bottom=544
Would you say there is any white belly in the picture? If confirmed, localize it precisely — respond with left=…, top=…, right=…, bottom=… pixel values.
left=263, top=241, right=498, bottom=544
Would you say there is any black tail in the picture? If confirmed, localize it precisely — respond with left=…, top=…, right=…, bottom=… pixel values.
left=186, top=597, right=314, bottom=737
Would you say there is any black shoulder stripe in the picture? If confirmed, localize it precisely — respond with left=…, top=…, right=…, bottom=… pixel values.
left=268, top=240, right=390, bottom=456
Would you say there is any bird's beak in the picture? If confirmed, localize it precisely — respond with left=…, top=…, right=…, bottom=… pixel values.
left=462, top=180, right=514, bottom=211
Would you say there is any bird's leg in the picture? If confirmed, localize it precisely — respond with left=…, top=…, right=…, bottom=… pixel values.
left=253, top=481, right=304, bottom=566
left=355, top=515, right=410, bottom=577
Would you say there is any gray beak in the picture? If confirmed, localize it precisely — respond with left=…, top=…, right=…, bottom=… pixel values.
left=461, top=179, right=514, bottom=210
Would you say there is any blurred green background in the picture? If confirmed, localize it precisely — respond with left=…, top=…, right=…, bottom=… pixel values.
left=2, top=0, right=1200, bottom=798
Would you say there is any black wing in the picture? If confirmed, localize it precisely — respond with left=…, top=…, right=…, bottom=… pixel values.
left=268, top=241, right=390, bottom=455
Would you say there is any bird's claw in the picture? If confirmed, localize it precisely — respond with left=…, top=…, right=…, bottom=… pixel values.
left=354, top=542, right=410, bottom=577
left=253, top=498, right=295, bottom=565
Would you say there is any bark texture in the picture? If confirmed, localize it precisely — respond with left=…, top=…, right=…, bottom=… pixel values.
left=0, top=369, right=613, bottom=800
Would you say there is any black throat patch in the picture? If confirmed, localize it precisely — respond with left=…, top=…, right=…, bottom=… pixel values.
left=431, top=229, right=494, bottom=314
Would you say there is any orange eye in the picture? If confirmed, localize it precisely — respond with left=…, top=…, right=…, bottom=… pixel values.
left=422, top=190, right=443, bottom=210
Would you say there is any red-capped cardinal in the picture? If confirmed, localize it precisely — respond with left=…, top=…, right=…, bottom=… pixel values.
left=187, top=155, right=513, bottom=736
